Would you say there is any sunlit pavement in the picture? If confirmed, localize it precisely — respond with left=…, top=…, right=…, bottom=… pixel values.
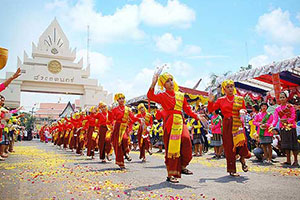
left=0, top=140, right=299, bottom=200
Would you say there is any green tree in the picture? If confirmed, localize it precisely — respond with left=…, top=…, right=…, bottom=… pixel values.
left=19, top=112, right=36, bottom=131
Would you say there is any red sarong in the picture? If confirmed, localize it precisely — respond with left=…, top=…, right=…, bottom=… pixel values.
left=223, top=117, right=251, bottom=173
left=112, top=122, right=129, bottom=168
left=87, top=126, right=95, bottom=156
left=137, top=126, right=150, bottom=159
left=98, top=125, right=108, bottom=160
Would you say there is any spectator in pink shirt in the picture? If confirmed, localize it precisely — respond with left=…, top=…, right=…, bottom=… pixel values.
left=210, top=110, right=223, bottom=159
left=270, top=91, right=299, bottom=167
left=253, top=102, right=273, bottom=164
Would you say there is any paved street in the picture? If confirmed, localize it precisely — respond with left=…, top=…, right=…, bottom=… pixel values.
left=0, top=140, right=299, bottom=200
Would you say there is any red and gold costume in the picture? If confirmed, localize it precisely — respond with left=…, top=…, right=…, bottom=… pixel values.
left=86, top=108, right=98, bottom=157
left=56, top=120, right=65, bottom=147
left=208, top=80, right=251, bottom=173
left=63, top=119, right=72, bottom=149
left=147, top=73, right=199, bottom=178
left=108, top=93, right=139, bottom=168
left=76, top=113, right=88, bottom=155
left=39, top=125, right=46, bottom=142
left=136, top=103, right=153, bottom=160
left=96, top=109, right=110, bottom=160
left=68, top=117, right=76, bottom=150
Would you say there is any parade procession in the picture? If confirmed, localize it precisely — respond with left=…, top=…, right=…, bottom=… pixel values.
left=1, top=1, right=300, bottom=200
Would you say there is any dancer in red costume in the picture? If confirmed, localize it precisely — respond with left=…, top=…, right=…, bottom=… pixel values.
left=208, top=80, right=251, bottom=177
left=108, top=93, right=140, bottom=170
left=86, top=107, right=98, bottom=159
left=136, top=103, right=153, bottom=162
left=147, top=72, right=200, bottom=183
left=96, top=102, right=111, bottom=162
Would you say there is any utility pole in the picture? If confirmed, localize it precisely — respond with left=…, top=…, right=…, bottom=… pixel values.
left=87, top=25, right=90, bottom=67
left=245, top=42, right=249, bottom=66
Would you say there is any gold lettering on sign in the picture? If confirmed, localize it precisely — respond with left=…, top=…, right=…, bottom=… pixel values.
left=48, top=60, right=62, bottom=74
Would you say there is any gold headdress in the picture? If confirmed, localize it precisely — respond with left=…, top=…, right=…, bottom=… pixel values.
left=221, top=79, right=237, bottom=95
left=89, top=106, right=95, bottom=112
left=114, top=93, right=125, bottom=102
left=137, top=103, right=147, bottom=114
left=158, top=72, right=179, bottom=91
left=98, top=101, right=106, bottom=107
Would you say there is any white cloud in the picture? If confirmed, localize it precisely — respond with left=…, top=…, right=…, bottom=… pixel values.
left=188, top=55, right=228, bottom=59
left=297, top=12, right=300, bottom=21
left=46, top=0, right=195, bottom=44
left=170, top=61, right=192, bottom=77
left=154, top=34, right=221, bottom=59
left=140, top=0, right=195, bottom=28
left=76, top=49, right=113, bottom=76
left=135, top=68, right=155, bottom=82
left=45, top=0, right=68, bottom=10
left=256, top=8, right=300, bottom=44
left=249, top=55, right=269, bottom=68
left=105, top=67, right=155, bottom=99
left=105, top=60, right=196, bottom=99
left=48, top=0, right=144, bottom=43
left=151, top=59, right=192, bottom=78
left=182, top=45, right=201, bottom=56
left=154, top=33, right=204, bottom=56
left=249, top=45, right=294, bottom=67
left=155, top=33, right=182, bottom=53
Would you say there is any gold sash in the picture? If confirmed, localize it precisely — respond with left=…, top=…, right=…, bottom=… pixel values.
left=64, top=130, right=69, bottom=138
left=167, top=92, right=184, bottom=158
left=92, top=126, right=99, bottom=140
left=141, top=113, right=152, bottom=144
left=79, top=130, right=85, bottom=141
left=118, top=106, right=130, bottom=146
left=106, top=125, right=113, bottom=140
left=68, top=130, right=74, bottom=144
left=232, top=96, right=247, bottom=151
left=54, top=132, right=58, bottom=141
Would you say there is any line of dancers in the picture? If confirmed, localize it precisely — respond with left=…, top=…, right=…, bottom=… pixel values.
left=38, top=71, right=258, bottom=183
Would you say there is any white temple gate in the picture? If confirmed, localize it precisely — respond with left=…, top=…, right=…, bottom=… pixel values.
left=0, top=19, right=112, bottom=108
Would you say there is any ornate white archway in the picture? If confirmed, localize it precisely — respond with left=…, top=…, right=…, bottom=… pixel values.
left=0, top=19, right=112, bottom=108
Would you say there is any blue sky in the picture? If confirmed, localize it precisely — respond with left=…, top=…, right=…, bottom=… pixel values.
left=0, top=0, right=300, bottom=110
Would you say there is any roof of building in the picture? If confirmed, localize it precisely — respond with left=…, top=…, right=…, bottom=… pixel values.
left=35, top=102, right=72, bottom=119
left=179, top=86, right=208, bottom=96
left=59, top=101, right=75, bottom=118
left=217, top=56, right=300, bottom=95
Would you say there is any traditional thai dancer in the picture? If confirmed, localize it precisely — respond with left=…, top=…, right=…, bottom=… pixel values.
left=147, top=72, right=199, bottom=183
left=56, top=118, right=65, bottom=148
left=86, top=106, right=98, bottom=158
left=63, top=118, right=72, bottom=149
left=76, top=112, right=88, bottom=155
left=108, top=93, right=140, bottom=170
left=208, top=80, right=251, bottom=177
left=68, top=115, right=76, bottom=151
left=136, top=103, right=153, bottom=162
left=97, top=102, right=110, bottom=162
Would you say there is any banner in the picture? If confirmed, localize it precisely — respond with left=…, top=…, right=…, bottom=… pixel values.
left=272, top=73, right=281, bottom=104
